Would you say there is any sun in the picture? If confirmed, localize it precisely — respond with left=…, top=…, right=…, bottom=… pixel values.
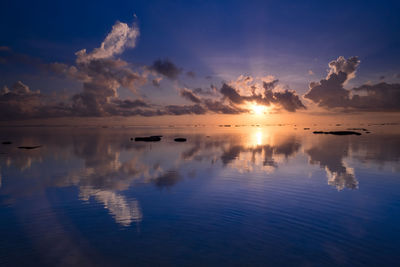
left=250, top=104, right=266, bottom=115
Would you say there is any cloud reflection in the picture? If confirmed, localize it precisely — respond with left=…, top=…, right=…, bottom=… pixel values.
left=1, top=126, right=400, bottom=225
left=79, top=186, right=142, bottom=226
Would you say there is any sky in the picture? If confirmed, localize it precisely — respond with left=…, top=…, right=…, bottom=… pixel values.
left=0, top=0, right=400, bottom=124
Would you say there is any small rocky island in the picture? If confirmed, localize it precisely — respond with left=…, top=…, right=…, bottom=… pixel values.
left=313, top=131, right=362, bottom=136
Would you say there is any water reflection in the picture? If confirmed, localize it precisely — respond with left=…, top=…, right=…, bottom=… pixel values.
left=0, top=126, right=400, bottom=226
left=79, top=187, right=142, bottom=226
left=306, top=138, right=358, bottom=190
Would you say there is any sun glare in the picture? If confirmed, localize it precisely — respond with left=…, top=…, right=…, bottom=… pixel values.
left=250, top=104, right=266, bottom=115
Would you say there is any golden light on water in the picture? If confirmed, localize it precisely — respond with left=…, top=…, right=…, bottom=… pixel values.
left=256, top=130, right=263, bottom=145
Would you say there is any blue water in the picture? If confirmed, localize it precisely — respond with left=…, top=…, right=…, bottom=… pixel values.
left=0, top=125, right=399, bottom=266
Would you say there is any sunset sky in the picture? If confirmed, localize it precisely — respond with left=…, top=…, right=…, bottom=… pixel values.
left=1, top=0, right=400, bottom=124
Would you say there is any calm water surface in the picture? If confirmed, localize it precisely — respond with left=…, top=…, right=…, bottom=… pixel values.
left=0, top=125, right=399, bottom=266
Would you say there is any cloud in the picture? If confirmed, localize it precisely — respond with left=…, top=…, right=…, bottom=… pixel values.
left=220, top=83, right=245, bottom=104
left=112, top=99, right=149, bottom=109
left=306, top=136, right=358, bottom=190
left=75, top=21, right=139, bottom=62
left=0, top=17, right=309, bottom=120
left=308, top=70, right=314, bottom=75
left=175, top=76, right=305, bottom=115
left=48, top=20, right=147, bottom=117
left=218, top=80, right=305, bottom=112
left=186, top=71, right=196, bottom=78
left=261, top=81, right=306, bottom=112
left=327, top=56, right=360, bottom=80
left=153, top=171, right=183, bottom=188
left=70, top=58, right=145, bottom=116
left=0, top=46, right=11, bottom=51
left=203, top=99, right=245, bottom=114
left=152, top=77, right=162, bottom=87
left=165, top=104, right=206, bottom=115
left=0, top=19, right=153, bottom=119
left=304, top=56, right=400, bottom=111
left=350, top=82, right=400, bottom=111
left=8, top=19, right=400, bottom=120
left=149, top=59, right=181, bottom=79
left=68, top=19, right=144, bottom=116
left=179, top=88, right=201, bottom=103
left=175, top=85, right=247, bottom=114
left=192, top=86, right=218, bottom=96
left=0, top=81, right=43, bottom=120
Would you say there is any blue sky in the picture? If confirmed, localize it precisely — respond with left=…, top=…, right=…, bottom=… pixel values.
left=1, top=0, right=400, bottom=120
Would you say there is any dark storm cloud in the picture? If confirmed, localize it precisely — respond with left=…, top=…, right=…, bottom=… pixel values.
left=150, top=59, right=182, bottom=79
left=304, top=56, right=400, bottom=112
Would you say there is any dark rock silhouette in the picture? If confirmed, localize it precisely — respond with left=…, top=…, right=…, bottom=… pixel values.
left=313, top=131, right=361, bottom=136
left=18, top=145, right=42, bottom=149
left=2, top=141, right=12, bottom=145
left=174, top=138, right=187, bottom=142
left=134, top=136, right=161, bottom=142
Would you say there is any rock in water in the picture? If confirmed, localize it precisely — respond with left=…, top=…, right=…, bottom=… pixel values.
left=313, top=131, right=361, bottom=136
left=18, top=146, right=42, bottom=149
left=174, top=138, right=187, bottom=142
left=135, top=136, right=161, bottom=142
